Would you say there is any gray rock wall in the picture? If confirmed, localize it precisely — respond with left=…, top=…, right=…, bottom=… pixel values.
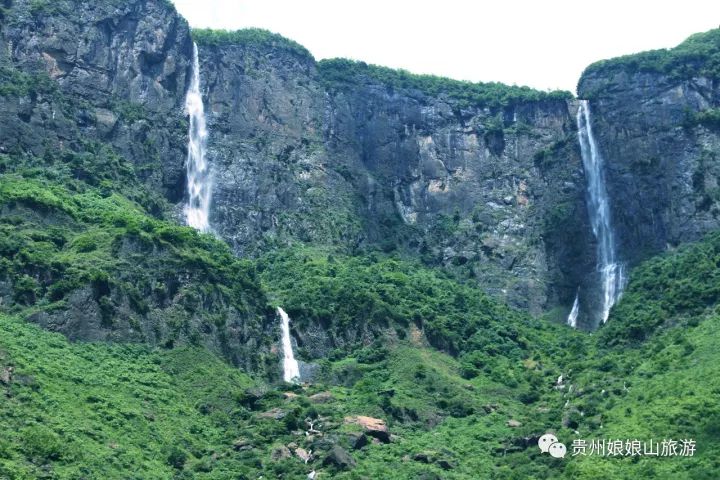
left=578, top=69, right=720, bottom=267
left=6, top=0, right=718, bottom=337
left=1, top=0, right=193, bottom=200
left=198, top=41, right=594, bottom=318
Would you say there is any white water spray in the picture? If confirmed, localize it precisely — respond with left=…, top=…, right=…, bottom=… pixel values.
left=184, top=43, right=212, bottom=232
left=577, top=100, right=625, bottom=324
left=567, top=292, right=580, bottom=328
left=278, top=307, right=300, bottom=383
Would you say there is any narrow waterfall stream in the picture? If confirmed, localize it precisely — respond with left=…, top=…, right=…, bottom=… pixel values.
left=184, top=43, right=212, bottom=233
left=567, top=292, right=580, bottom=328
left=575, top=100, right=625, bottom=325
left=277, top=307, right=300, bottom=383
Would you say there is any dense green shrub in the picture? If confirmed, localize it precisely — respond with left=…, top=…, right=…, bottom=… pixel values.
left=192, top=28, right=312, bottom=58
left=600, top=231, right=720, bottom=345
left=318, top=58, right=572, bottom=109
left=694, top=108, right=720, bottom=129
left=259, top=247, right=538, bottom=358
left=582, top=28, right=720, bottom=82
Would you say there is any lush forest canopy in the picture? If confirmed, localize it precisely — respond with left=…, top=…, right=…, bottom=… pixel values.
left=318, top=58, right=573, bottom=109
left=192, top=28, right=313, bottom=59
left=582, top=28, right=720, bottom=81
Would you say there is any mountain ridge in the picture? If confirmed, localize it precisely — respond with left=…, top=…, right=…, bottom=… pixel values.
left=1, top=1, right=720, bottom=477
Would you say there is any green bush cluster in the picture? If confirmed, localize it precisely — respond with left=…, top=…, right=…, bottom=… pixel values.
left=318, top=58, right=572, bottom=109
left=260, top=248, right=524, bottom=357
left=192, top=28, right=313, bottom=59
left=0, top=143, right=270, bottom=365
left=0, top=63, right=57, bottom=97
left=582, top=28, right=720, bottom=82
left=691, top=108, right=720, bottom=129
left=599, top=231, right=720, bottom=345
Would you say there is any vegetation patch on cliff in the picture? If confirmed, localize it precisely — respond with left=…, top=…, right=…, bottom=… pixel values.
left=192, top=28, right=313, bottom=59
left=582, top=28, right=720, bottom=82
left=318, top=58, right=573, bottom=109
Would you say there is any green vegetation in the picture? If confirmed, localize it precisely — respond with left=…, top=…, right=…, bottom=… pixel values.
left=318, top=58, right=573, bottom=109
left=599, top=231, right=720, bottom=345
left=0, top=315, right=260, bottom=479
left=0, top=138, right=272, bottom=371
left=3, top=229, right=720, bottom=477
left=7, top=0, right=178, bottom=20
left=687, top=108, right=720, bottom=130
left=582, top=28, right=720, bottom=82
left=0, top=64, right=57, bottom=97
left=1, top=2, right=719, bottom=477
left=258, top=248, right=569, bottom=376
left=192, top=28, right=313, bottom=59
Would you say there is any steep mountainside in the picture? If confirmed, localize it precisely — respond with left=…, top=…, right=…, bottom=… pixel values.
left=1, top=0, right=720, bottom=477
left=0, top=0, right=193, bottom=200
left=196, top=30, right=591, bottom=318
left=0, top=0, right=277, bottom=373
left=578, top=29, right=720, bottom=267
left=2, top=233, right=720, bottom=478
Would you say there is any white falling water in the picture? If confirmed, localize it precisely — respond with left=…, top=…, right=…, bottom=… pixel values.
left=278, top=307, right=300, bottom=383
left=567, top=292, right=580, bottom=328
left=184, top=43, right=212, bottom=233
left=577, top=100, right=625, bottom=324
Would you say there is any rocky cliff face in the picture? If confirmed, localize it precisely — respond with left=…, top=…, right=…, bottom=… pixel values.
left=4, top=0, right=719, bottom=345
left=578, top=37, right=720, bottom=270
left=0, top=0, right=281, bottom=374
left=198, top=39, right=364, bottom=255
left=0, top=0, right=601, bottom=329
left=0, top=0, right=193, bottom=200
left=198, top=37, right=593, bottom=318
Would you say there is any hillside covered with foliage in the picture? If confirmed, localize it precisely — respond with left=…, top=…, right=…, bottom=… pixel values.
left=1, top=1, right=720, bottom=478
left=581, top=28, right=720, bottom=82
left=318, top=58, right=573, bottom=109
left=192, top=28, right=313, bottom=59
left=2, top=232, right=720, bottom=478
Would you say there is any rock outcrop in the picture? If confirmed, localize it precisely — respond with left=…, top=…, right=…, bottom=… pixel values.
left=197, top=35, right=593, bottom=318
left=344, top=415, right=391, bottom=443
left=0, top=0, right=193, bottom=200
left=578, top=39, right=720, bottom=269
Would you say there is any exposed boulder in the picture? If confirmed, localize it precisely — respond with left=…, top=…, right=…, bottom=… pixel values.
left=344, top=415, right=391, bottom=443
left=347, top=432, right=369, bottom=450
left=270, top=445, right=292, bottom=461
left=309, top=391, right=334, bottom=403
left=322, top=445, right=356, bottom=470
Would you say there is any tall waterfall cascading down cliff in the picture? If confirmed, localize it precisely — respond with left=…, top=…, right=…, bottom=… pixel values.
left=278, top=307, right=300, bottom=383
left=575, top=100, right=626, bottom=324
left=184, top=43, right=212, bottom=233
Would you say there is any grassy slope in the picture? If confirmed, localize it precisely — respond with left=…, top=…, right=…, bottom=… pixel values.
left=566, top=313, right=720, bottom=479
left=1, top=231, right=720, bottom=478
left=1, top=284, right=718, bottom=478
left=0, top=315, right=257, bottom=479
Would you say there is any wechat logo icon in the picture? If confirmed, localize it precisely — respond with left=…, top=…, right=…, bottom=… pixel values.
left=538, top=433, right=566, bottom=458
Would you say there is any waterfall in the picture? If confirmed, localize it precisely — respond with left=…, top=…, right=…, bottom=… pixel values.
left=278, top=307, right=300, bottom=383
left=184, top=43, right=212, bottom=233
left=567, top=292, right=580, bottom=328
left=577, top=100, right=625, bottom=324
